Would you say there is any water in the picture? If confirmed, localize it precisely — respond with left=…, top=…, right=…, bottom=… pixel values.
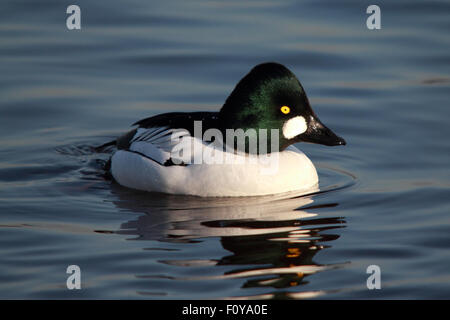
left=1, top=0, right=450, bottom=299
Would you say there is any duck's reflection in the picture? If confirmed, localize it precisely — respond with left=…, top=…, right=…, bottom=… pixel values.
left=109, top=184, right=345, bottom=297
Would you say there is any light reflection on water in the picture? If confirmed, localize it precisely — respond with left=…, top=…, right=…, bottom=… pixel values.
left=100, top=168, right=353, bottom=298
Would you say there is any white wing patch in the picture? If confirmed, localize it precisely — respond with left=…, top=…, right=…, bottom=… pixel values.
left=129, top=127, right=195, bottom=165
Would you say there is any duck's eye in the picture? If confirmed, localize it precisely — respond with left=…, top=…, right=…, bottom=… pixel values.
left=280, top=106, right=290, bottom=114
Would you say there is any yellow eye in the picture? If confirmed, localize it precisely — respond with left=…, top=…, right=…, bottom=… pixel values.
left=280, top=106, right=290, bottom=114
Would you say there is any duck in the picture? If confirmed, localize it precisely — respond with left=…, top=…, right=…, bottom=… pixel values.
left=101, top=62, right=346, bottom=197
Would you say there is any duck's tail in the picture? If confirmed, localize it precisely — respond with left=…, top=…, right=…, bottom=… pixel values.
left=94, top=140, right=116, bottom=153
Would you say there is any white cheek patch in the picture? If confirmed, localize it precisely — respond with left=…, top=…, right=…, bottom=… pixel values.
left=282, top=116, right=307, bottom=139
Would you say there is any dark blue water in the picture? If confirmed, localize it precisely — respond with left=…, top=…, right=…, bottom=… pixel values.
left=1, top=0, right=450, bottom=299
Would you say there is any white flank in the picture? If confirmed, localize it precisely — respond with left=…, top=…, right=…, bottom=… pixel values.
left=110, top=144, right=318, bottom=197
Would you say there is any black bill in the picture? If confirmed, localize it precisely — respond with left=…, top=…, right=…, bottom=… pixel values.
left=299, top=115, right=346, bottom=146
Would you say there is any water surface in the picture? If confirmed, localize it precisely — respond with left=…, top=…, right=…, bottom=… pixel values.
left=1, top=0, right=450, bottom=299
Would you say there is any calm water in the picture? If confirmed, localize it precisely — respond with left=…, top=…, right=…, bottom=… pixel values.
left=1, top=0, right=450, bottom=299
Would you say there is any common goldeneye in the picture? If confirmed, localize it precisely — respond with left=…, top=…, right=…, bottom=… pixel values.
left=101, top=62, right=345, bottom=197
